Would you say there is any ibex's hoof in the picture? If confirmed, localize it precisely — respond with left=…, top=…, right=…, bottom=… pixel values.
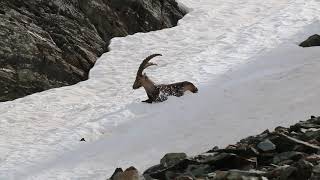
left=142, top=100, right=153, bottom=103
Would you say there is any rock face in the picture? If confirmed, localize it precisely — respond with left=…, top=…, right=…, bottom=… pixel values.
left=299, top=34, right=320, bottom=47
left=111, top=116, right=320, bottom=180
left=0, top=0, right=186, bottom=102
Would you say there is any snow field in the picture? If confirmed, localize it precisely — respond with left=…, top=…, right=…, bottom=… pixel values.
left=1, top=0, right=320, bottom=179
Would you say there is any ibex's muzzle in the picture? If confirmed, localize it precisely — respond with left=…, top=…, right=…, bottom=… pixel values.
left=133, top=84, right=138, bottom=89
left=133, top=81, right=140, bottom=89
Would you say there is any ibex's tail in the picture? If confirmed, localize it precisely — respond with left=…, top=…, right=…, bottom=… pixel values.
left=192, top=86, right=198, bottom=93
left=183, top=81, right=198, bottom=93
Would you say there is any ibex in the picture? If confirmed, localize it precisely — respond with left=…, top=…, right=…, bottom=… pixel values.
left=133, top=54, right=198, bottom=103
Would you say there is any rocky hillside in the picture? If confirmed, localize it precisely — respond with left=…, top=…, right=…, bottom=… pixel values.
left=110, top=116, right=320, bottom=180
left=0, top=0, right=186, bottom=102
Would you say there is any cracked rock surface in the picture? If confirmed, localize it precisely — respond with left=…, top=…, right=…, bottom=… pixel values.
left=0, top=0, right=186, bottom=101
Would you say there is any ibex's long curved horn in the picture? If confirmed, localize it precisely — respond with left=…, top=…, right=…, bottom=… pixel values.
left=137, top=54, right=162, bottom=76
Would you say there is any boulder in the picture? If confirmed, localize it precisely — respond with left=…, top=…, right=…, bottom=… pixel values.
left=109, top=167, right=144, bottom=180
left=160, top=153, right=187, bottom=168
left=305, top=154, right=320, bottom=164
left=204, top=153, right=257, bottom=170
left=299, top=34, right=320, bottom=47
left=174, top=175, right=193, bottom=180
left=265, top=161, right=313, bottom=180
left=144, top=159, right=199, bottom=180
left=257, top=139, right=276, bottom=152
left=214, top=170, right=266, bottom=180
left=292, top=160, right=313, bottom=180
left=272, top=151, right=304, bottom=165
left=110, top=168, right=124, bottom=180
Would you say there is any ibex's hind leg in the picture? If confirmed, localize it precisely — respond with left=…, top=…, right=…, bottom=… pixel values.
left=183, top=81, right=198, bottom=93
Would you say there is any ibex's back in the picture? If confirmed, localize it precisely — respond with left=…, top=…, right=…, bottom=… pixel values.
left=133, top=54, right=198, bottom=103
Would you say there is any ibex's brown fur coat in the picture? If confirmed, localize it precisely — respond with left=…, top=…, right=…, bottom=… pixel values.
left=133, top=54, right=198, bottom=103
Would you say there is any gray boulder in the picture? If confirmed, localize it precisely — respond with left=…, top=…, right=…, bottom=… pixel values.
left=257, top=139, right=276, bottom=152
left=160, top=153, right=188, bottom=168
left=109, top=166, right=144, bottom=180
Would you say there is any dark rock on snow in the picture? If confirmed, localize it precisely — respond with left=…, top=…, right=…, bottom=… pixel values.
left=299, top=34, right=320, bottom=47
left=0, top=0, right=186, bottom=102
left=160, top=153, right=187, bottom=168
left=110, top=166, right=143, bottom=180
left=110, top=116, right=320, bottom=180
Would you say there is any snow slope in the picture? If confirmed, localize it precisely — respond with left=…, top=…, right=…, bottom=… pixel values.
left=1, top=0, right=320, bottom=179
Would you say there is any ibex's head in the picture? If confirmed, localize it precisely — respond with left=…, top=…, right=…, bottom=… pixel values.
left=133, top=54, right=162, bottom=89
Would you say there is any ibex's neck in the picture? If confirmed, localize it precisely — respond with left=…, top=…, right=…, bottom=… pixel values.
left=142, top=76, right=157, bottom=94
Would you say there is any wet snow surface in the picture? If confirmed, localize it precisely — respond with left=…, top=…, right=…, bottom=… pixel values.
left=1, top=0, right=320, bottom=179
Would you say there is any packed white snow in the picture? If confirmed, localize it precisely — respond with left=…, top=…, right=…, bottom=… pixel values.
left=1, top=0, right=320, bottom=179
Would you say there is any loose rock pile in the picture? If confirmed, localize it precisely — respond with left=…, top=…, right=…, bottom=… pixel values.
left=109, top=116, right=320, bottom=180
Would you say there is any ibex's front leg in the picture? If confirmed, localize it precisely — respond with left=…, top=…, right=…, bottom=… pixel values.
left=142, top=99, right=153, bottom=103
left=142, top=94, right=154, bottom=103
